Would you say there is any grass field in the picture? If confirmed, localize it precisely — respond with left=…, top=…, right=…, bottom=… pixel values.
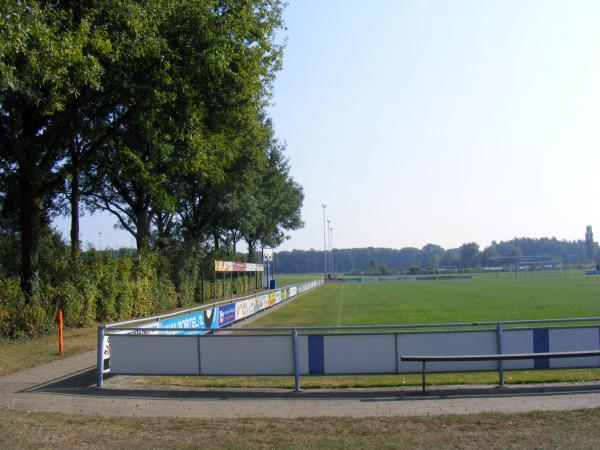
left=3, top=408, right=600, bottom=449
left=0, top=325, right=98, bottom=377
left=141, top=273, right=600, bottom=389
left=251, top=274, right=600, bottom=328
left=276, top=274, right=322, bottom=288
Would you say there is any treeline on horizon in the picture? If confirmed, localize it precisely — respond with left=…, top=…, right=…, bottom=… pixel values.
left=274, top=234, right=600, bottom=274
left=0, top=1, right=301, bottom=336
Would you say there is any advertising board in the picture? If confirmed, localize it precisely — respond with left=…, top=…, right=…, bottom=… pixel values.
left=218, top=303, right=236, bottom=326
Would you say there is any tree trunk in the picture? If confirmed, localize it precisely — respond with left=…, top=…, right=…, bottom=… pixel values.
left=135, top=208, right=151, bottom=250
left=69, top=156, right=80, bottom=259
left=247, top=241, right=256, bottom=261
left=246, top=238, right=258, bottom=261
left=20, top=174, right=42, bottom=297
left=213, top=229, right=219, bottom=251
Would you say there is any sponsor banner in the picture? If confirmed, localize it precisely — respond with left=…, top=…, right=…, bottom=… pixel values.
left=275, top=290, right=282, bottom=303
left=218, top=303, right=236, bottom=326
left=203, top=307, right=219, bottom=329
left=215, top=260, right=234, bottom=272
left=102, top=336, right=110, bottom=359
left=281, top=289, right=288, bottom=301
left=263, top=248, right=274, bottom=262
left=289, top=286, right=298, bottom=297
left=244, top=263, right=265, bottom=272
left=235, top=299, right=254, bottom=320
left=253, top=296, right=261, bottom=313
left=215, top=260, right=265, bottom=272
left=259, top=293, right=269, bottom=310
left=158, top=311, right=205, bottom=335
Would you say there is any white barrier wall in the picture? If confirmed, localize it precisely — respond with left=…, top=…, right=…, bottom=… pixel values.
left=108, top=325, right=600, bottom=377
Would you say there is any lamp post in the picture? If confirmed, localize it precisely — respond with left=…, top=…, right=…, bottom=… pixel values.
left=322, top=204, right=327, bottom=276
left=329, top=225, right=333, bottom=274
left=326, top=219, right=331, bottom=276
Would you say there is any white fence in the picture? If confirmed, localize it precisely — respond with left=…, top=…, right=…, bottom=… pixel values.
left=99, top=316, right=600, bottom=389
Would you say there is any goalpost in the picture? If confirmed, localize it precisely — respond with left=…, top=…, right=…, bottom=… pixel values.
left=434, top=265, right=458, bottom=275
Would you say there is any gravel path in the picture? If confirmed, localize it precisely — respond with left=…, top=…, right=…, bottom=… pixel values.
left=2, top=351, right=600, bottom=418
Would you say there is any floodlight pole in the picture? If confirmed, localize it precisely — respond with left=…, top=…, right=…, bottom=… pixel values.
left=327, top=219, right=331, bottom=276
left=322, top=204, right=327, bottom=276
left=329, top=226, right=333, bottom=274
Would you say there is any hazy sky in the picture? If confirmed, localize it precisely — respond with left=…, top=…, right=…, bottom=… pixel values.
left=55, top=0, right=600, bottom=252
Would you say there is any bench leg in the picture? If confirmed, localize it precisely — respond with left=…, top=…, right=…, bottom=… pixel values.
left=421, top=361, right=426, bottom=395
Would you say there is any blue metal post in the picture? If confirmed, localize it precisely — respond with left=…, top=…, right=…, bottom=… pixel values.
left=97, top=325, right=105, bottom=388
left=292, top=328, right=301, bottom=392
left=497, top=322, right=505, bottom=387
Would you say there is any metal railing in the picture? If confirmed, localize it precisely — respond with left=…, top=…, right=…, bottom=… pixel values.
left=98, top=315, right=600, bottom=390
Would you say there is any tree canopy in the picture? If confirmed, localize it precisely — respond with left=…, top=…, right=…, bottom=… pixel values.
left=0, top=0, right=302, bottom=296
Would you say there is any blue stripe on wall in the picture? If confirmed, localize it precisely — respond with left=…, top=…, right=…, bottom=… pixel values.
left=533, top=328, right=550, bottom=369
left=308, top=335, right=325, bottom=374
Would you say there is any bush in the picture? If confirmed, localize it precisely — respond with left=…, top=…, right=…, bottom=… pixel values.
left=0, top=277, right=55, bottom=337
left=0, top=229, right=265, bottom=337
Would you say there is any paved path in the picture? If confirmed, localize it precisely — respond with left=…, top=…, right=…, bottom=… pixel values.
left=2, top=351, right=600, bottom=418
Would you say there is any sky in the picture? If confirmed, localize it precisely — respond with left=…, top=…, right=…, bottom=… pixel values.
left=55, top=0, right=600, bottom=252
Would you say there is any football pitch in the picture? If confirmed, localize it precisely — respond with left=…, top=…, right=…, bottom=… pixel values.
left=141, top=273, right=600, bottom=389
left=252, top=274, right=600, bottom=328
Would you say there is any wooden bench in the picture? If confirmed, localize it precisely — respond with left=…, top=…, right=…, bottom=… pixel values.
left=400, top=350, right=600, bottom=394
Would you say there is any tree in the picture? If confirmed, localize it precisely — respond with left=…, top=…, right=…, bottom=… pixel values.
left=419, top=244, right=444, bottom=269
left=0, top=1, right=108, bottom=293
left=585, top=225, right=594, bottom=261
left=241, top=138, right=304, bottom=260
left=86, top=0, right=286, bottom=251
left=459, top=243, right=481, bottom=268
left=481, top=245, right=499, bottom=266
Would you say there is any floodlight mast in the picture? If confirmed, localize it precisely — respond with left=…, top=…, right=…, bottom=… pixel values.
left=327, top=219, right=331, bottom=276
left=329, top=225, right=333, bottom=274
left=322, top=204, right=327, bottom=276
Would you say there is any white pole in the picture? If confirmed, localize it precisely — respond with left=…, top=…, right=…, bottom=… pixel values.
left=322, top=204, right=327, bottom=276
left=326, top=219, right=331, bottom=276
left=329, top=226, right=333, bottom=274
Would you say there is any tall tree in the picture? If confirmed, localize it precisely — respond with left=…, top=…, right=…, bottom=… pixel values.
left=88, top=0, right=286, bottom=251
left=0, top=1, right=107, bottom=293
left=242, top=139, right=304, bottom=260
left=419, top=244, right=444, bottom=269
left=459, top=242, right=481, bottom=268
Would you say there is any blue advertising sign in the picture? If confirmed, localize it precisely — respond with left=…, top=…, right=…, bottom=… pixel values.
left=218, top=303, right=236, bottom=326
left=158, top=311, right=205, bottom=335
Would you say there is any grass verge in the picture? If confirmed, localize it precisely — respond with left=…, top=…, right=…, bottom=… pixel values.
left=2, top=408, right=600, bottom=449
left=0, top=325, right=98, bottom=377
left=137, top=367, right=600, bottom=390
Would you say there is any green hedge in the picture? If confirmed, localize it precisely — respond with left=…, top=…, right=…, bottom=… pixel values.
left=0, top=242, right=265, bottom=337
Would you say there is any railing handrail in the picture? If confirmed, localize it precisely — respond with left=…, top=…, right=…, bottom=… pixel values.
left=104, top=279, right=322, bottom=328
left=104, top=316, right=600, bottom=334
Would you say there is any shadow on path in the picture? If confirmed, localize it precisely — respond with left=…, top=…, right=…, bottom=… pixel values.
left=23, top=369, right=600, bottom=403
